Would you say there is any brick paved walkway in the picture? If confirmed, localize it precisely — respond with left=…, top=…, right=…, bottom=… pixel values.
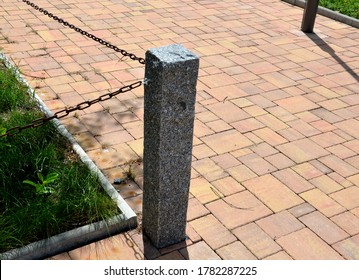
left=1, top=0, right=358, bottom=260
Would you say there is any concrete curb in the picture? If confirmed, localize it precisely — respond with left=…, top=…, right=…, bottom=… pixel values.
left=282, top=0, right=359, bottom=29
left=0, top=53, right=137, bottom=260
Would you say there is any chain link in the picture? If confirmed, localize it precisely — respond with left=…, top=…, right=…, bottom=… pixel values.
left=22, top=0, right=146, bottom=65
left=0, top=81, right=143, bottom=139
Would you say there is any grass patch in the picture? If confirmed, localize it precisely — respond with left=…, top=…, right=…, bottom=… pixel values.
left=320, top=0, right=359, bottom=19
left=0, top=60, right=119, bottom=253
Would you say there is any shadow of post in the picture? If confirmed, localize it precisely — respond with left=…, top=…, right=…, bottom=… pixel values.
left=142, top=233, right=190, bottom=260
left=305, top=33, right=359, bottom=83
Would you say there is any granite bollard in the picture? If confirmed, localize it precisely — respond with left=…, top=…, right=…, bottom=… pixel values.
left=142, top=44, right=199, bottom=248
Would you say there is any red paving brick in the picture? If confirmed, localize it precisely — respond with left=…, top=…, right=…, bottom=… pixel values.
left=276, top=228, right=343, bottom=260
left=332, top=234, right=359, bottom=260
left=300, top=189, right=346, bottom=217
left=274, top=168, right=315, bottom=193
left=243, top=174, right=304, bottom=212
left=206, top=191, right=272, bottom=229
left=256, top=211, right=305, bottom=239
left=233, top=223, right=282, bottom=259
left=2, top=0, right=359, bottom=260
left=216, top=241, right=257, bottom=260
left=277, top=138, right=330, bottom=163
left=330, top=187, right=359, bottom=210
left=299, top=211, right=349, bottom=245
left=189, top=214, right=237, bottom=250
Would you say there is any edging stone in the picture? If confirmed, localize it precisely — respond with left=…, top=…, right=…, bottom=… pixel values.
left=0, top=52, right=137, bottom=260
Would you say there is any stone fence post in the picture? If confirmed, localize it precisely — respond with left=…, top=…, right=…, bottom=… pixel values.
left=301, top=0, right=320, bottom=33
left=142, top=44, right=199, bottom=248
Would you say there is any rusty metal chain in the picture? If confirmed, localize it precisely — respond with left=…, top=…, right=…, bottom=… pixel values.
left=0, top=80, right=142, bottom=138
left=22, top=0, right=145, bottom=65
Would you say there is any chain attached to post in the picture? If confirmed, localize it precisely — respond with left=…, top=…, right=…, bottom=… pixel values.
left=22, top=0, right=145, bottom=64
left=0, top=80, right=143, bottom=138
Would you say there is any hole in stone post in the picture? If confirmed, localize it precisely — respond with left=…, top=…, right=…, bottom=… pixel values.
left=179, top=101, right=186, bottom=111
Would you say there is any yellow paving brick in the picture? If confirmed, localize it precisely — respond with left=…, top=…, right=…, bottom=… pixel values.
left=202, top=129, right=253, bottom=154
left=189, top=215, right=236, bottom=250
left=300, top=189, right=346, bottom=217
left=277, top=228, right=343, bottom=260
left=206, top=191, right=272, bottom=229
left=244, top=174, right=304, bottom=212
left=189, top=177, right=222, bottom=204
left=233, top=223, right=281, bottom=259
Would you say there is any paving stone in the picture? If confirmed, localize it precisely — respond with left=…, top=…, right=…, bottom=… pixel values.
left=275, top=95, right=319, bottom=113
left=68, top=234, right=142, bottom=260
left=216, top=241, right=257, bottom=260
left=180, top=241, right=221, bottom=260
left=86, top=143, right=139, bottom=170
left=299, top=211, right=349, bottom=245
left=158, top=238, right=193, bottom=256
left=194, top=119, right=214, bottom=138
left=330, top=187, right=359, bottom=210
left=206, top=191, right=272, bottom=229
left=311, top=108, right=344, bottom=123
left=155, top=251, right=186, bottom=260
left=211, top=153, right=241, bottom=169
left=202, top=129, right=253, bottom=154
left=79, top=111, right=123, bottom=135
left=192, top=158, right=228, bottom=182
left=309, top=175, right=344, bottom=194
left=327, top=144, right=356, bottom=159
left=189, top=215, right=236, bottom=250
left=253, top=127, right=288, bottom=146
left=289, top=203, right=316, bottom=218
left=256, top=114, right=288, bottom=131
left=232, top=117, right=265, bottom=133
left=201, top=73, right=237, bottom=88
left=74, top=131, right=102, bottom=151
left=332, top=235, right=359, bottom=260
left=244, top=61, right=280, bottom=75
left=207, top=101, right=250, bottom=123
left=212, top=176, right=245, bottom=196
left=331, top=212, right=359, bottom=236
left=238, top=153, right=277, bottom=175
left=256, top=211, right=305, bottom=239
left=96, top=130, right=134, bottom=146
left=233, top=223, right=282, bottom=259
left=292, top=162, right=324, bottom=180
left=319, top=155, right=358, bottom=178
left=250, top=142, right=278, bottom=157
left=310, top=119, right=336, bottom=132
left=261, top=72, right=297, bottom=89
left=227, top=164, right=258, bottom=183
left=263, top=251, right=293, bottom=260
left=189, top=177, right=222, bottom=204
left=193, top=144, right=217, bottom=159
left=265, top=153, right=295, bottom=169
left=348, top=174, right=359, bottom=186
left=277, top=138, right=329, bottom=163
left=49, top=252, right=72, bottom=260
left=287, top=119, right=320, bottom=137
left=277, top=127, right=305, bottom=141
left=274, top=168, right=315, bottom=194
left=243, top=105, right=267, bottom=117
left=276, top=228, right=343, bottom=260
left=187, top=197, right=210, bottom=221
left=300, top=189, right=346, bottom=217
left=206, top=119, right=232, bottom=132
left=243, top=174, right=304, bottom=212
